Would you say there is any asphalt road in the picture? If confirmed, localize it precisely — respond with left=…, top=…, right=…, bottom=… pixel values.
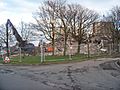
left=0, top=58, right=120, bottom=90
left=0, top=70, right=59, bottom=90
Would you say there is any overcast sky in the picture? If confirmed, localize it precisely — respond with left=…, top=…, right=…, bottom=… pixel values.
left=0, top=0, right=120, bottom=26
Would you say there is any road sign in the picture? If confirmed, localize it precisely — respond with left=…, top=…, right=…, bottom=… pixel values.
left=4, top=56, right=10, bottom=63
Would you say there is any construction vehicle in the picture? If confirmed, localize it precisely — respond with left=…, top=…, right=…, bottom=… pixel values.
left=6, top=19, right=35, bottom=55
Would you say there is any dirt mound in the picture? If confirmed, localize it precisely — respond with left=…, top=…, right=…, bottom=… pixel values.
left=99, top=61, right=117, bottom=70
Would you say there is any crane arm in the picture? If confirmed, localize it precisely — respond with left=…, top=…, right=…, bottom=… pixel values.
left=6, top=19, right=23, bottom=43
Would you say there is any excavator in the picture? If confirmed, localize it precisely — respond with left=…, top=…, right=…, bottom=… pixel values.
left=6, top=19, right=35, bottom=55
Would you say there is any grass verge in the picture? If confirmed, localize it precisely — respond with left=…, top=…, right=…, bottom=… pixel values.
left=0, top=53, right=113, bottom=65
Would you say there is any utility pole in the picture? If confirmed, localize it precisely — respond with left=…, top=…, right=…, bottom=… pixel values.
left=40, top=34, right=45, bottom=63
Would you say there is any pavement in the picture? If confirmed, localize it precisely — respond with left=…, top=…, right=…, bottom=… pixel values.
left=0, top=58, right=120, bottom=90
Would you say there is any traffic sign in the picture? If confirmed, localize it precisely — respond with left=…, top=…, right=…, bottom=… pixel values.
left=4, top=56, right=10, bottom=63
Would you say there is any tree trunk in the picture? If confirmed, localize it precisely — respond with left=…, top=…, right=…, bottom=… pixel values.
left=77, top=41, right=81, bottom=54
left=52, top=38, right=55, bottom=56
left=63, top=35, right=67, bottom=56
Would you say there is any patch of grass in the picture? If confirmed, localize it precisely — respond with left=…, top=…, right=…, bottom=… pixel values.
left=10, top=56, right=40, bottom=64
left=0, top=53, right=112, bottom=65
left=0, top=57, right=3, bottom=63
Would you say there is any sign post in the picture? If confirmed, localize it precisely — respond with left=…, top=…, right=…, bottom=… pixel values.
left=40, top=34, right=45, bottom=63
left=19, top=47, right=22, bottom=62
left=40, top=39, right=43, bottom=63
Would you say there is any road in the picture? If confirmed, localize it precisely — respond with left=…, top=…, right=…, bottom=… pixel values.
left=0, top=58, right=120, bottom=90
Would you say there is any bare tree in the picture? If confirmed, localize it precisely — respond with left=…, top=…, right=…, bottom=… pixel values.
left=68, top=4, right=99, bottom=54
left=0, top=24, right=7, bottom=44
left=109, top=6, right=120, bottom=22
left=33, top=0, right=99, bottom=56
left=0, top=24, right=14, bottom=47
left=19, top=21, right=34, bottom=42
left=54, top=1, right=72, bottom=56
left=33, top=0, right=66, bottom=55
left=104, top=6, right=120, bottom=52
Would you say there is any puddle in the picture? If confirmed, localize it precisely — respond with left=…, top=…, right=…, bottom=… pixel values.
left=0, top=69, right=15, bottom=74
